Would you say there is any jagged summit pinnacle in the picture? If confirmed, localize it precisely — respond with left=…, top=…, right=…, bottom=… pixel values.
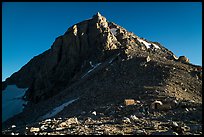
left=96, top=12, right=102, bottom=17
left=92, top=12, right=104, bottom=19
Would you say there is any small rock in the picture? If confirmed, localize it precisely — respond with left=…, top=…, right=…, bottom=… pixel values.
left=66, top=117, right=79, bottom=125
left=45, top=119, right=52, bottom=122
left=39, top=132, right=48, bottom=135
left=40, top=125, right=48, bottom=131
left=146, top=56, right=151, bottom=62
left=171, top=121, right=179, bottom=127
left=188, top=100, right=195, bottom=103
left=59, top=122, right=67, bottom=127
left=11, top=125, right=16, bottom=128
left=181, top=125, right=190, bottom=132
left=171, top=100, right=179, bottom=108
left=122, top=117, right=131, bottom=124
left=30, top=127, right=40, bottom=132
left=130, top=115, right=139, bottom=122
left=56, top=127, right=64, bottom=131
left=124, top=99, right=135, bottom=106
left=135, top=100, right=141, bottom=104
left=185, top=108, right=189, bottom=112
left=150, top=100, right=163, bottom=110
left=134, top=129, right=147, bottom=135
left=92, top=111, right=97, bottom=115
left=119, top=105, right=124, bottom=108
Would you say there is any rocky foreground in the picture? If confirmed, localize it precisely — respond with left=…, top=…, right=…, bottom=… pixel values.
left=2, top=97, right=202, bottom=135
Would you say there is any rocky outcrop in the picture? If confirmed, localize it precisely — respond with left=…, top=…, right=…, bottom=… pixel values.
left=178, top=56, right=190, bottom=63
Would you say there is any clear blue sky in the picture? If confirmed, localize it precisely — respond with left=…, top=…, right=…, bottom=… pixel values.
left=2, top=2, right=202, bottom=81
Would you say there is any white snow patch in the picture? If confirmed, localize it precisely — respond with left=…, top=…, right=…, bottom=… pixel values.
left=137, top=38, right=160, bottom=49
left=110, top=28, right=117, bottom=36
left=152, top=43, right=160, bottom=49
left=109, top=58, right=115, bottom=64
left=137, top=38, right=151, bottom=49
left=109, top=53, right=120, bottom=64
left=89, top=61, right=94, bottom=67
left=40, top=98, right=79, bottom=120
left=92, top=111, right=97, bottom=115
left=81, top=63, right=101, bottom=78
left=2, top=85, right=28, bottom=122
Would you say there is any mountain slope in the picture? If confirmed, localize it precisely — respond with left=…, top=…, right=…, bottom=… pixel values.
left=2, top=12, right=202, bottom=135
left=2, top=12, right=178, bottom=103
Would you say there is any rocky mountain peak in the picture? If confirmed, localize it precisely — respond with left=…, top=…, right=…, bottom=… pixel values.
left=92, top=12, right=102, bottom=18
left=92, top=12, right=103, bottom=19
left=96, top=12, right=101, bottom=16
left=2, top=13, right=201, bottom=105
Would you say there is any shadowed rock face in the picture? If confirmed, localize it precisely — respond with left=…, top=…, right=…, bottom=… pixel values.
left=2, top=12, right=198, bottom=104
